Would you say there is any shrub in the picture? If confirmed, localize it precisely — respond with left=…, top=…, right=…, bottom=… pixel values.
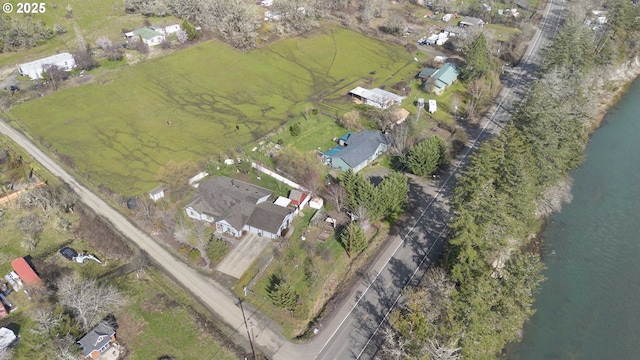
left=206, top=238, right=228, bottom=264
left=188, top=248, right=201, bottom=263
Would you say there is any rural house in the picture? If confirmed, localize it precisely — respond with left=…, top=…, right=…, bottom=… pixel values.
left=185, top=177, right=294, bottom=239
left=18, top=52, right=76, bottom=80
left=421, top=63, right=460, bottom=95
left=322, top=130, right=390, bottom=173
left=459, top=16, right=485, bottom=27
left=124, top=27, right=165, bottom=46
left=349, top=87, right=405, bottom=109
left=77, top=323, right=116, bottom=360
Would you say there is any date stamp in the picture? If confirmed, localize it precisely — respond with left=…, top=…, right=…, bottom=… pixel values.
left=3, top=2, right=47, bottom=14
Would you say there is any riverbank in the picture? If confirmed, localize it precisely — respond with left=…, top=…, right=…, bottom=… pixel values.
left=591, top=56, right=640, bottom=129
left=506, top=74, right=640, bottom=359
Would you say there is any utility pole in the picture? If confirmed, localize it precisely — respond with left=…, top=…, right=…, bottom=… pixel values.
left=238, top=299, right=257, bottom=360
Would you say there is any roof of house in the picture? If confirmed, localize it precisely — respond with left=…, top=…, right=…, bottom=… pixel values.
left=18, top=53, right=76, bottom=79
left=77, top=323, right=115, bottom=357
left=349, top=87, right=405, bottom=107
left=148, top=186, right=164, bottom=196
left=419, top=67, right=438, bottom=79
left=428, top=63, right=460, bottom=89
left=331, top=130, right=390, bottom=168
left=132, top=27, right=164, bottom=40
left=187, top=177, right=272, bottom=231
left=459, top=16, right=484, bottom=26
left=10, top=257, right=40, bottom=284
left=274, top=196, right=292, bottom=207
left=246, top=202, right=292, bottom=235
left=444, top=25, right=465, bottom=34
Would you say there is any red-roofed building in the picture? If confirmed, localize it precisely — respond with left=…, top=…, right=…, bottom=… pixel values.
left=10, top=257, right=41, bottom=285
left=288, top=190, right=309, bottom=207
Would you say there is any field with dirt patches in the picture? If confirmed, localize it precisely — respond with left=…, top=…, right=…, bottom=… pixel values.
left=9, top=27, right=412, bottom=196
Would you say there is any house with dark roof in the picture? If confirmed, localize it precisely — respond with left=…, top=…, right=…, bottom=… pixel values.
left=423, top=63, right=460, bottom=95
left=77, top=323, right=116, bottom=359
left=418, top=67, right=438, bottom=81
left=322, top=130, right=390, bottom=173
left=444, top=25, right=465, bottom=37
left=185, top=177, right=294, bottom=239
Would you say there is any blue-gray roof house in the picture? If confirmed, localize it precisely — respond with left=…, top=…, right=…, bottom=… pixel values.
left=423, top=63, right=460, bottom=95
left=323, top=130, right=390, bottom=173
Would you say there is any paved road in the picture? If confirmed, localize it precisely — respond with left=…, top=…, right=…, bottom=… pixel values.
left=0, top=0, right=565, bottom=357
left=275, top=0, right=567, bottom=358
left=0, top=120, right=287, bottom=357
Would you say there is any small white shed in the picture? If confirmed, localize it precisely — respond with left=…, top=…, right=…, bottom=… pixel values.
left=148, top=186, right=165, bottom=202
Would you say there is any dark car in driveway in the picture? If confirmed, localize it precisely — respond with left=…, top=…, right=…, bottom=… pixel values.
left=60, top=247, right=78, bottom=260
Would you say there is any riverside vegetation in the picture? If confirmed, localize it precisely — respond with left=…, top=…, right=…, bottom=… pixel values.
left=384, top=0, right=640, bottom=358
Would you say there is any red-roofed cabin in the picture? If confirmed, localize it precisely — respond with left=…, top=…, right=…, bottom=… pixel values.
left=10, top=257, right=41, bottom=285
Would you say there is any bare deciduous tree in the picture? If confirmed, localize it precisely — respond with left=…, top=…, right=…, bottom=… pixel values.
left=42, top=64, right=69, bottom=91
left=30, top=308, right=62, bottom=336
left=104, top=44, right=123, bottom=61
left=176, top=29, right=188, bottom=44
left=465, top=79, right=488, bottom=120
left=192, top=221, right=211, bottom=267
left=57, top=274, right=126, bottom=331
left=324, top=184, right=346, bottom=212
left=16, top=213, right=44, bottom=249
left=18, top=186, right=52, bottom=211
left=95, top=36, right=112, bottom=50
left=389, top=122, right=412, bottom=156
left=341, top=110, right=363, bottom=131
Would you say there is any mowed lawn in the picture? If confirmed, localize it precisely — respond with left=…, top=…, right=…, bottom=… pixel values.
left=10, top=27, right=412, bottom=196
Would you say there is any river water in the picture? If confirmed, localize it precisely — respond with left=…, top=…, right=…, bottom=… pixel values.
left=506, top=78, right=640, bottom=359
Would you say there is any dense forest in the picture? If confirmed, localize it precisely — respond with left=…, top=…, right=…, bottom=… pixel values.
left=384, top=0, right=640, bottom=358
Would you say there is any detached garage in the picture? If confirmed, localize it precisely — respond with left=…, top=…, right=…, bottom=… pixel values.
left=10, top=257, right=41, bottom=285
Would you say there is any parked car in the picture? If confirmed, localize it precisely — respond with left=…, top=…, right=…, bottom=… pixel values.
left=60, top=247, right=78, bottom=261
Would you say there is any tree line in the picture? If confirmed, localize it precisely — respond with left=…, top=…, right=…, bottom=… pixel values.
left=384, top=0, right=640, bottom=358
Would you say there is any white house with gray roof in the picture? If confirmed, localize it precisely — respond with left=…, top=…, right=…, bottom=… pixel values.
left=185, top=176, right=294, bottom=239
left=323, top=130, right=390, bottom=173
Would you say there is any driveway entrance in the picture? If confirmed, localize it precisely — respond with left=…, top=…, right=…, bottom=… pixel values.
left=216, top=232, right=273, bottom=279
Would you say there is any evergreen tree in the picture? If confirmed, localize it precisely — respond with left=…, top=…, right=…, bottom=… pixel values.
left=404, top=136, right=447, bottom=176
left=340, top=222, right=367, bottom=258
left=463, top=33, right=492, bottom=81
left=268, top=281, right=298, bottom=311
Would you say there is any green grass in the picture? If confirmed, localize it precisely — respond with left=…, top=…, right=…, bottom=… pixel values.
left=268, top=113, right=348, bottom=153
left=485, top=23, right=523, bottom=42
left=9, top=27, right=412, bottom=196
left=115, top=268, right=237, bottom=360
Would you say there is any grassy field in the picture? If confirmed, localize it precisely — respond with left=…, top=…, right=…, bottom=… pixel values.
left=9, top=27, right=412, bottom=196
left=114, top=268, right=239, bottom=360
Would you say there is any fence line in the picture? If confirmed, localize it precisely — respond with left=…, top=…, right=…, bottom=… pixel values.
left=250, top=162, right=306, bottom=191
